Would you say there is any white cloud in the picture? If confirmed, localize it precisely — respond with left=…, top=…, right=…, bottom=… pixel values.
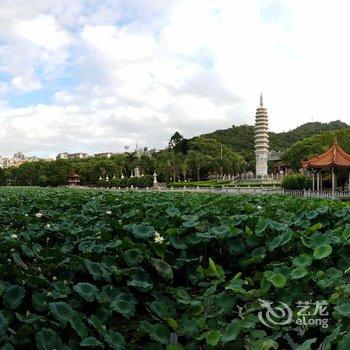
left=81, top=25, right=156, bottom=61
left=16, top=15, right=70, bottom=50
left=11, top=72, right=42, bottom=92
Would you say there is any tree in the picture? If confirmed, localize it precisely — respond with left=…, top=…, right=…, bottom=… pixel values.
left=0, top=168, right=4, bottom=186
left=187, top=151, right=210, bottom=181
left=168, top=131, right=189, bottom=154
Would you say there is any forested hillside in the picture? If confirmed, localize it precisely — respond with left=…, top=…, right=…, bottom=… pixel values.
left=198, top=120, right=349, bottom=161
left=282, top=128, right=350, bottom=169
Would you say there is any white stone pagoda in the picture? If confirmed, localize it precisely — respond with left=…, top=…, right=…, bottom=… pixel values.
left=254, top=93, right=269, bottom=177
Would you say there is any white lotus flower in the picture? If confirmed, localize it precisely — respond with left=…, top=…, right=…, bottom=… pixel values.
left=154, top=231, right=164, bottom=244
left=11, top=234, right=17, bottom=239
left=46, top=224, right=51, bottom=228
left=257, top=206, right=262, bottom=210
left=35, top=212, right=43, bottom=218
left=106, top=210, right=112, bottom=215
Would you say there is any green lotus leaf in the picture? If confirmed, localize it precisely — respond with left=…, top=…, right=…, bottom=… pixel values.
left=69, top=315, right=89, bottom=339
left=1, top=343, right=14, bottom=350
left=295, top=338, right=317, bottom=350
left=307, top=233, right=333, bottom=248
left=0, top=282, right=6, bottom=297
left=151, top=259, right=173, bottom=280
left=3, top=285, right=25, bottom=310
left=335, top=303, right=350, bottom=317
left=73, top=283, right=99, bottom=302
left=313, top=245, right=332, bottom=259
left=267, top=229, right=293, bottom=251
left=222, top=319, right=242, bottom=343
left=127, top=268, right=153, bottom=292
left=80, top=337, right=104, bottom=348
left=123, top=249, right=143, bottom=267
left=85, top=260, right=102, bottom=281
left=225, top=279, right=246, bottom=294
left=166, top=344, right=184, bottom=350
left=32, top=291, right=47, bottom=312
left=110, top=288, right=136, bottom=319
left=139, top=321, right=170, bottom=344
left=181, top=214, right=199, bottom=228
left=35, top=328, right=62, bottom=350
left=148, top=300, right=176, bottom=319
left=205, top=330, right=221, bottom=346
left=338, top=332, right=350, bottom=350
left=166, top=206, right=180, bottom=217
left=103, top=331, right=126, bottom=350
left=268, top=273, right=286, bottom=288
left=255, top=218, right=269, bottom=235
left=110, top=299, right=135, bottom=319
left=292, top=254, right=312, bottom=267
left=343, top=225, right=350, bottom=240
left=291, top=267, right=308, bottom=280
left=132, top=222, right=155, bottom=238
left=0, top=312, right=9, bottom=337
left=49, top=301, right=76, bottom=325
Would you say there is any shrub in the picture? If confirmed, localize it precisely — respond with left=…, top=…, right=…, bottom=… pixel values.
left=98, top=175, right=153, bottom=188
left=282, top=174, right=312, bottom=189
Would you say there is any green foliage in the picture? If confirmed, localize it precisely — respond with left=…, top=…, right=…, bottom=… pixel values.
left=282, top=129, right=350, bottom=169
left=1, top=188, right=350, bottom=348
left=200, top=120, right=349, bottom=162
left=282, top=174, right=312, bottom=189
left=0, top=168, right=5, bottom=186
left=98, top=175, right=153, bottom=188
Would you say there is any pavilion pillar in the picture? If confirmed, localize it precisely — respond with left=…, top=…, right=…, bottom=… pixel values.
left=320, top=172, right=323, bottom=191
left=316, top=172, right=320, bottom=192
left=331, top=167, right=335, bottom=193
left=348, top=170, right=350, bottom=192
left=312, top=173, right=315, bottom=191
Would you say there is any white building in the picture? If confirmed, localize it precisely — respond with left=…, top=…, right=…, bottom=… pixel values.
left=254, top=93, right=269, bottom=177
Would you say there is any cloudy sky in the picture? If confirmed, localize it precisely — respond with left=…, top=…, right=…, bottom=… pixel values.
left=0, top=0, right=349, bottom=157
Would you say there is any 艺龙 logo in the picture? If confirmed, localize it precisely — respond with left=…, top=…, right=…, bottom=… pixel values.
left=258, top=299, right=293, bottom=328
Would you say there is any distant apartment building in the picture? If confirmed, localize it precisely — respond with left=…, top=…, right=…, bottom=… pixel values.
left=13, top=151, right=26, bottom=160
left=56, top=152, right=69, bottom=160
left=0, top=152, right=52, bottom=168
left=56, top=152, right=88, bottom=160
left=94, top=152, right=113, bottom=158
left=68, top=153, right=88, bottom=159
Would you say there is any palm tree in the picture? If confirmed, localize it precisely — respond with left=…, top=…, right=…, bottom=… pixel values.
left=187, top=151, right=210, bottom=181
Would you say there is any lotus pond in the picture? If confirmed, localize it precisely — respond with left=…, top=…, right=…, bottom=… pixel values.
left=0, top=187, right=350, bottom=349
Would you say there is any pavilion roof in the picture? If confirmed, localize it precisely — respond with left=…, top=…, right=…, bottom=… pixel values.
left=301, top=138, right=350, bottom=169
left=67, top=172, right=80, bottom=179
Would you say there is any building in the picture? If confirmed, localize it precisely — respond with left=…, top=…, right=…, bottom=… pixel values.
left=94, top=152, right=113, bottom=158
left=254, top=93, right=269, bottom=177
left=13, top=151, right=25, bottom=160
left=67, top=172, right=80, bottom=186
left=56, top=152, right=69, bottom=160
left=301, top=138, right=350, bottom=192
left=68, top=153, right=88, bottom=159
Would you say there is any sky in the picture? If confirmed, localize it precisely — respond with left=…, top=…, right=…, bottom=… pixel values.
left=0, top=0, right=349, bottom=157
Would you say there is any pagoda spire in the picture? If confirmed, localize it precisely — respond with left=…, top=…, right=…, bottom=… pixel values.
left=254, top=94, right=269, bottom=177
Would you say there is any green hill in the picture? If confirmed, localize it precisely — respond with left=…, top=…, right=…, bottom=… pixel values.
left=198, top=120, right=349, bottom=162
left=282, top=128, right=350, bottom=169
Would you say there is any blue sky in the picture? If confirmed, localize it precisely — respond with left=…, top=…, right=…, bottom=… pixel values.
left=0, top=0, right=349, bottom=157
